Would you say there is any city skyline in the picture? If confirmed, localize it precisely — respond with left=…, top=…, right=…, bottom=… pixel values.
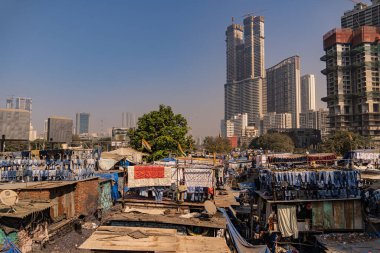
left=0, top=0, right=361, bottom=137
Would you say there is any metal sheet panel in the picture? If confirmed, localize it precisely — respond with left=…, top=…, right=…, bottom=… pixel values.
left=323, top=201, right=333, bottom=230
left=333, top=201, right=345, bottom=229
left=344, top=201, right=354, bottom=229
left=312, top=202, right=324, bottom=230
left=354, top=200, right=363, bottom=229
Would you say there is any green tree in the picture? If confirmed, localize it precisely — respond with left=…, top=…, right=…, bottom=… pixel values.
left=249, top=133, right=295, bottom=152
left=128, top=105, right=194, bottom=161
left=203, top=136, right=232, bottom=154
left=320, top=130, right=371, bottom=156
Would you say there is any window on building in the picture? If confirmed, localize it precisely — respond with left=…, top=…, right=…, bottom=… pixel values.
left=374, top=104, right=379, bottom=113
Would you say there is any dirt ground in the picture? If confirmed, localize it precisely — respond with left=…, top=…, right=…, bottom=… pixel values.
left=41, top=227, right=94, bottom=253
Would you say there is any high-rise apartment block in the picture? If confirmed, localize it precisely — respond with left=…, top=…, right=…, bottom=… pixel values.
left=224, top=16, right=266, bottom=126
left=299, top=109, right=329, bottom=138
left=341, top=0, right=380, bottom=29
left=301, top=74, right=316, bottom=113
left=0, top=108, right=30, bottom=140
left=75, top=113, right=90, bottom=135
left=321, top=26, right=380, bottom=142
left=266, top=55, right=301, bottom=128
left=5, top=97, right=35, bottom=140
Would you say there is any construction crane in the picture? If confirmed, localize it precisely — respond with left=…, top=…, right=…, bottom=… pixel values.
left=346, top=0, right=366, bottom=4
left=242, top=10, right=267, bottom=18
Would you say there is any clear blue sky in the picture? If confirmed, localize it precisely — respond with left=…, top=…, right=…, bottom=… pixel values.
left=0, top=0, right=363, bottom=138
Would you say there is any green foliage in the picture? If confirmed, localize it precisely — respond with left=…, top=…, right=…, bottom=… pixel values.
left=203, top=136, right=232, bottom=154
left=320, top=130, right=371, bottom=156
left=128, top=105, right=194, bottom=161
left=249, top=133, right=295, bottom=152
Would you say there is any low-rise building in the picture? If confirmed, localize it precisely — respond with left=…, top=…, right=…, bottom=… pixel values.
left=299, top=109, right=329, bottom=138
left=262, top=112, right=292, bottom=134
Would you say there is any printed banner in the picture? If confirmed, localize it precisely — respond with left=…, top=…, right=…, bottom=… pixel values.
left=134, top=166, right=165, bottom=179
left=128, top=166, right=171, bottom=188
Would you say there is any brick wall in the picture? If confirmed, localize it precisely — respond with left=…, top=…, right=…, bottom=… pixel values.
left=74, top=178, right=99, bottom=216
left=18, top=189, right=50, bottom=200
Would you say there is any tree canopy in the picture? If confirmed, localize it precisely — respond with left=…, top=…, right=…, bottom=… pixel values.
left=128, top=105, right=194, bottom=161
left=249, top=133, right=295, bottom=152
left=320, top=130, right=371, bottom=156
left=203, top=136, right=232, bottom=154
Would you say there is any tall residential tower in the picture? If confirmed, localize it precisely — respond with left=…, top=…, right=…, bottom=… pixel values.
left=301, top=74, right=316, bottom=113
left=341, top=0, right=380, bottom=29
left=321, top=26, right=380, bottom=143
left=266, top=55, right=301, bottom=128
left=224, top=16, right=266, bottom=127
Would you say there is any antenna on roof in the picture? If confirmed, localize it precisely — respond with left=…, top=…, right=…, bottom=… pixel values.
left=231, top=17, right=234, bottom=24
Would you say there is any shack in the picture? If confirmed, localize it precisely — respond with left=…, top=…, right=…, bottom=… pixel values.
left=255, top=166, right=363, bottom=238
left=0, top=178, right=100, bottom=220
left=0, top=200, right=51, bottom=253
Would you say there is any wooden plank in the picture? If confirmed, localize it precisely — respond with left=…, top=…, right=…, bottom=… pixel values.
left=79, top=226, right=178, bottom=251
left=312, top=202, right=324, bottom=230
left=333, top=201, right=345, bottom=229
left=323, top=201, right=333, bottom=230
left=177, top=236, right=230, bottom=253
left=80, top=226, right=229, bottom=253
left=353, top=200, right=363, bottom=229
left=344, top=201, right=354, bottom=229
left=108, top=212, right=226, bottom=229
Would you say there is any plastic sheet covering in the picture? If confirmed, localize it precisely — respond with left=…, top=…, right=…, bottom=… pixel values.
left=128, top=166, right=171, bottom=188
left=2, top=237, right=21, bottom=253
left=220, top=208, right=270, bottom=253
left=277, top=205, right=298, bottom=239
left=100, top=148, right=147, bottom=164
left=95, top=172, right=121, bottom=201
left=98, top=159, right=117, bottom=171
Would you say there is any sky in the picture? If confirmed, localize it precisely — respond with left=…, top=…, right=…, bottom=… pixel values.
left=0, top=0, right=365, bottom=138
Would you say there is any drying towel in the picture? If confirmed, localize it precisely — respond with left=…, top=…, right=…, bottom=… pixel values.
left=277, top=205, right=298, bottom=239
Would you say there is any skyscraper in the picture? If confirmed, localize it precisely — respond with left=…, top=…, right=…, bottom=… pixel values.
left=122, top=112, right=136, bottom=128
left=224, top=16, right=266, bottom=126
left=321, top=26, right=380, bottom=143
left=6, top=97, right=32, bottom=112
left=75, top=113, right=90, bottom=135
left=301, top=74, right=316, bottom=113
left=266, top=55, right=301, bottom=128
left=341, top=0, right=380, bottom=29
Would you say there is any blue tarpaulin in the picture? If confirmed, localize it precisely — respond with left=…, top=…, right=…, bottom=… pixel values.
left=95, top=173, right=121, bottom=201
left=161, top=157, right=176, bottom=162
left=2, top=238, right=21, bottom=253
left=238, top=182, right=256, bottom=191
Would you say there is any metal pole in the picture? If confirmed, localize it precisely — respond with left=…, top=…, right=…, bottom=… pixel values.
left=0, top=135, right=5, bottom=152
left=122, top=165, right=126, bottom=209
